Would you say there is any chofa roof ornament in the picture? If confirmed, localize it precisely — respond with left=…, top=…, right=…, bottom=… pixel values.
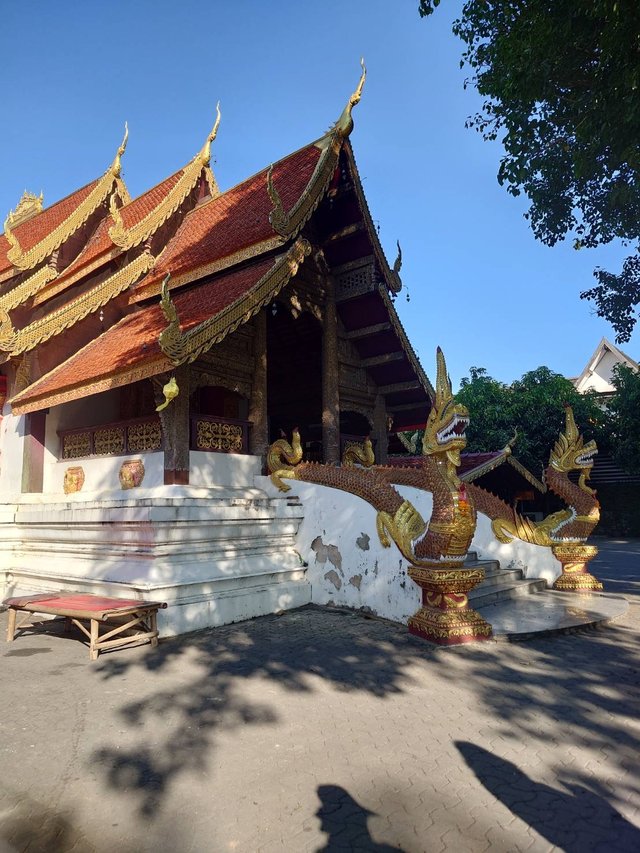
left=109, top=104, right=222, bottom=250
left=334, top=58, right=366, bottom=139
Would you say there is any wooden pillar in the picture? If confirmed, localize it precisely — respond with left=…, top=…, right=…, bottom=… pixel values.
left=373, top=393, right=388, bottom=465
left=322, top=276, right=340, bottom=463
left=161, top=364, right=191, bottom=485
left=248, top=311, right=269, bottom=460
left=21, top=410, right=47, bottom=493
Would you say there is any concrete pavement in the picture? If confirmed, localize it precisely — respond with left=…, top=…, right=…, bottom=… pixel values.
left=0, top=538, right=638, bottom=852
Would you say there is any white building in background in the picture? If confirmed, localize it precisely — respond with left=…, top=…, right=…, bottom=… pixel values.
left=572, top=337, right=639, bottom=396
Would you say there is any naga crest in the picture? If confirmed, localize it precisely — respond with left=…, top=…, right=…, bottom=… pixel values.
left=422, top=347, right=469, bottom=467
left=550, top=406, right=597, bottom=492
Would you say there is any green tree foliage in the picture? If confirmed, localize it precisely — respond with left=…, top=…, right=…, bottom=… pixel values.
left=455, top=365, right=607, bottom=477
left=418, top=1, right=640, bottom=342
left=607, top=364, right=640, bottom=473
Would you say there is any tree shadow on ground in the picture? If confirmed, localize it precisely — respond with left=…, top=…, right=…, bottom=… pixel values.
left=93, top=606, right=436, bottom=816
left=456, top=741, right=640, bottom=852
left=91, top=545, right=640, bottom=823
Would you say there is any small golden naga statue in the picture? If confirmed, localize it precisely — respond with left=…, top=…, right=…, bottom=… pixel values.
left=342, top=436, right=375, bottom=467
left=487, top=405, right=602, bottom=591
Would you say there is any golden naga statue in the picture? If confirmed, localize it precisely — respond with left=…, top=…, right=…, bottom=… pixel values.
left=376, top=347, right=476, bottom=564
left=267, top=428, right=303, bottom=491
left=487, top=406, right=600, bottom=547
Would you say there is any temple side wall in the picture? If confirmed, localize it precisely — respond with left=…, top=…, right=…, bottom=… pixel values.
left=0, top=413, right=25, bottom=496
left=190, top=451, right=262, bottom=488
left=258, top=477, right=424, bottom=623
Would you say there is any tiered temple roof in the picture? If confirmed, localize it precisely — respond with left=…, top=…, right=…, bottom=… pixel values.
left=4, top=68, right=433, bottom=428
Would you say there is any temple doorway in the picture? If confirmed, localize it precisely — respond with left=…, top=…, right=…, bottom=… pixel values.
left=267, top=303, right=322, bottom=460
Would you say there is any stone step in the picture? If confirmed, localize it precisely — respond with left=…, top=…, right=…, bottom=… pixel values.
left=469, top=578, right=547, bottom=607
left=471, top=568, right=525, bottom=590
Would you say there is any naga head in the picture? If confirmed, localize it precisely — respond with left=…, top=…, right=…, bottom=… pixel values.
left=550, top=406, right=598, bottom=492
left=422, top=347, right=469, bottom=467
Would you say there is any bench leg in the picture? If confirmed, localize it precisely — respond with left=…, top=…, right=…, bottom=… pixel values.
left=150, top=610, right=158, bottom=648
left=89, top=618, right=99, bottom=661
left=6, top=609, right=16, bottom=642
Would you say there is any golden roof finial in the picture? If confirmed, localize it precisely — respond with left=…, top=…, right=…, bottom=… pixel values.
left=112, top=122, right=129, bottom=177
left=335, top=58, right=366, bottom=138
left=201, top=102, right=221, bottom=166
left=502, top=430, right=518, bottom=456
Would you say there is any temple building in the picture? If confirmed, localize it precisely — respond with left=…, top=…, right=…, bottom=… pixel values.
left=0, top=69, right=435, bottom=632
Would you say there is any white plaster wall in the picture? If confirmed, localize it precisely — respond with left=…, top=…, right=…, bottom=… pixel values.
left=44, top=452, right=164, bottom=495
left=190, top=451, right=262, bottom=488
left=257, top=476, right=423, bottom=624
left=0, top=413, right=25, bottom=498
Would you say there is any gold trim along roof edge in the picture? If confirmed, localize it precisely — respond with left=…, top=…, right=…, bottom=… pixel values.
left=108, top=106, right=222, bottom=251
left=264, top=62, right=367, bottom=242
left=460, top=451, right=547, bottom=494
left=159, top=237, right=312, bottom=366
left=1, top=251, right=155, bottom=359
left=0, top=264, right=58, bottom=312
left=130, top=235, right=286, bottom=303
left=10, top=352, right=171, bottom=416
left=5, top=127, right=130, bottom=272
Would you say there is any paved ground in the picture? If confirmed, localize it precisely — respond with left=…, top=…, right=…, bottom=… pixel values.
left=0, top=538, right=638, bottom=853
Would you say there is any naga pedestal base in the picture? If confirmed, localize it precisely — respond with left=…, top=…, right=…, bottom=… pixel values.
left=552, top=544, right=603, bottom=592
left=407, top=565, right=492, bottom=646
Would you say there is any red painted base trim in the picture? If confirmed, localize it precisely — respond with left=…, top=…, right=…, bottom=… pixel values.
left=164, top=469, right=190, bottom=485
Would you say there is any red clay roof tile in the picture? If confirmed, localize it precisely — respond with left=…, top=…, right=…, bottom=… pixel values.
left=54, top=170, right=185, bottom=285
left=0, top=180, right=100, bottom=274
left=12, top=257, right=274, bottom=406
left=139, top=144, right=321, bottom=290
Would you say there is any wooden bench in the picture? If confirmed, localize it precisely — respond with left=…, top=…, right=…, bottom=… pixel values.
left=3, top=593, right=167, bottom=661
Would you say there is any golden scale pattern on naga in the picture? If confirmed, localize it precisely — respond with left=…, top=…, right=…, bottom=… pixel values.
left=266, top=348, right=493, bottom=646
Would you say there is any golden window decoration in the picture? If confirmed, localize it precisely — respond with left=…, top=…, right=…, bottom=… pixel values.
left=127, top=420, right=162, bottom=452
left=62, top=432, right=92, bottom=459
left=196, top=419, right=244, bottom=453
left=94, top=427, right=125, bottom=455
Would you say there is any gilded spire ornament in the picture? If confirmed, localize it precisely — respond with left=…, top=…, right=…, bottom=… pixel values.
left=6, top=126, right=131, bottom=271
left=334, top=58, right=366, bottom=139
left=200, top=102, right=221, bottom=167
left=110, top=105, right=221, bottom=250
left=112, top=122, right=129, bottom=177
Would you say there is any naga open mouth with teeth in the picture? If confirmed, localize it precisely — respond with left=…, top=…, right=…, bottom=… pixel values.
left=437, top=413, right=470, bottom=446
left=423, top=350, right=470, bottom=468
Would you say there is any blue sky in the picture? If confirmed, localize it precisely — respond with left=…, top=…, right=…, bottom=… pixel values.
left=2, top=0, right=636, bottom=389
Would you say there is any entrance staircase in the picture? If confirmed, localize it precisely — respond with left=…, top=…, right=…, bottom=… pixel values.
left=466, top=551, right=546, bottom=607
left=465, top=551, right=627, bottom=638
